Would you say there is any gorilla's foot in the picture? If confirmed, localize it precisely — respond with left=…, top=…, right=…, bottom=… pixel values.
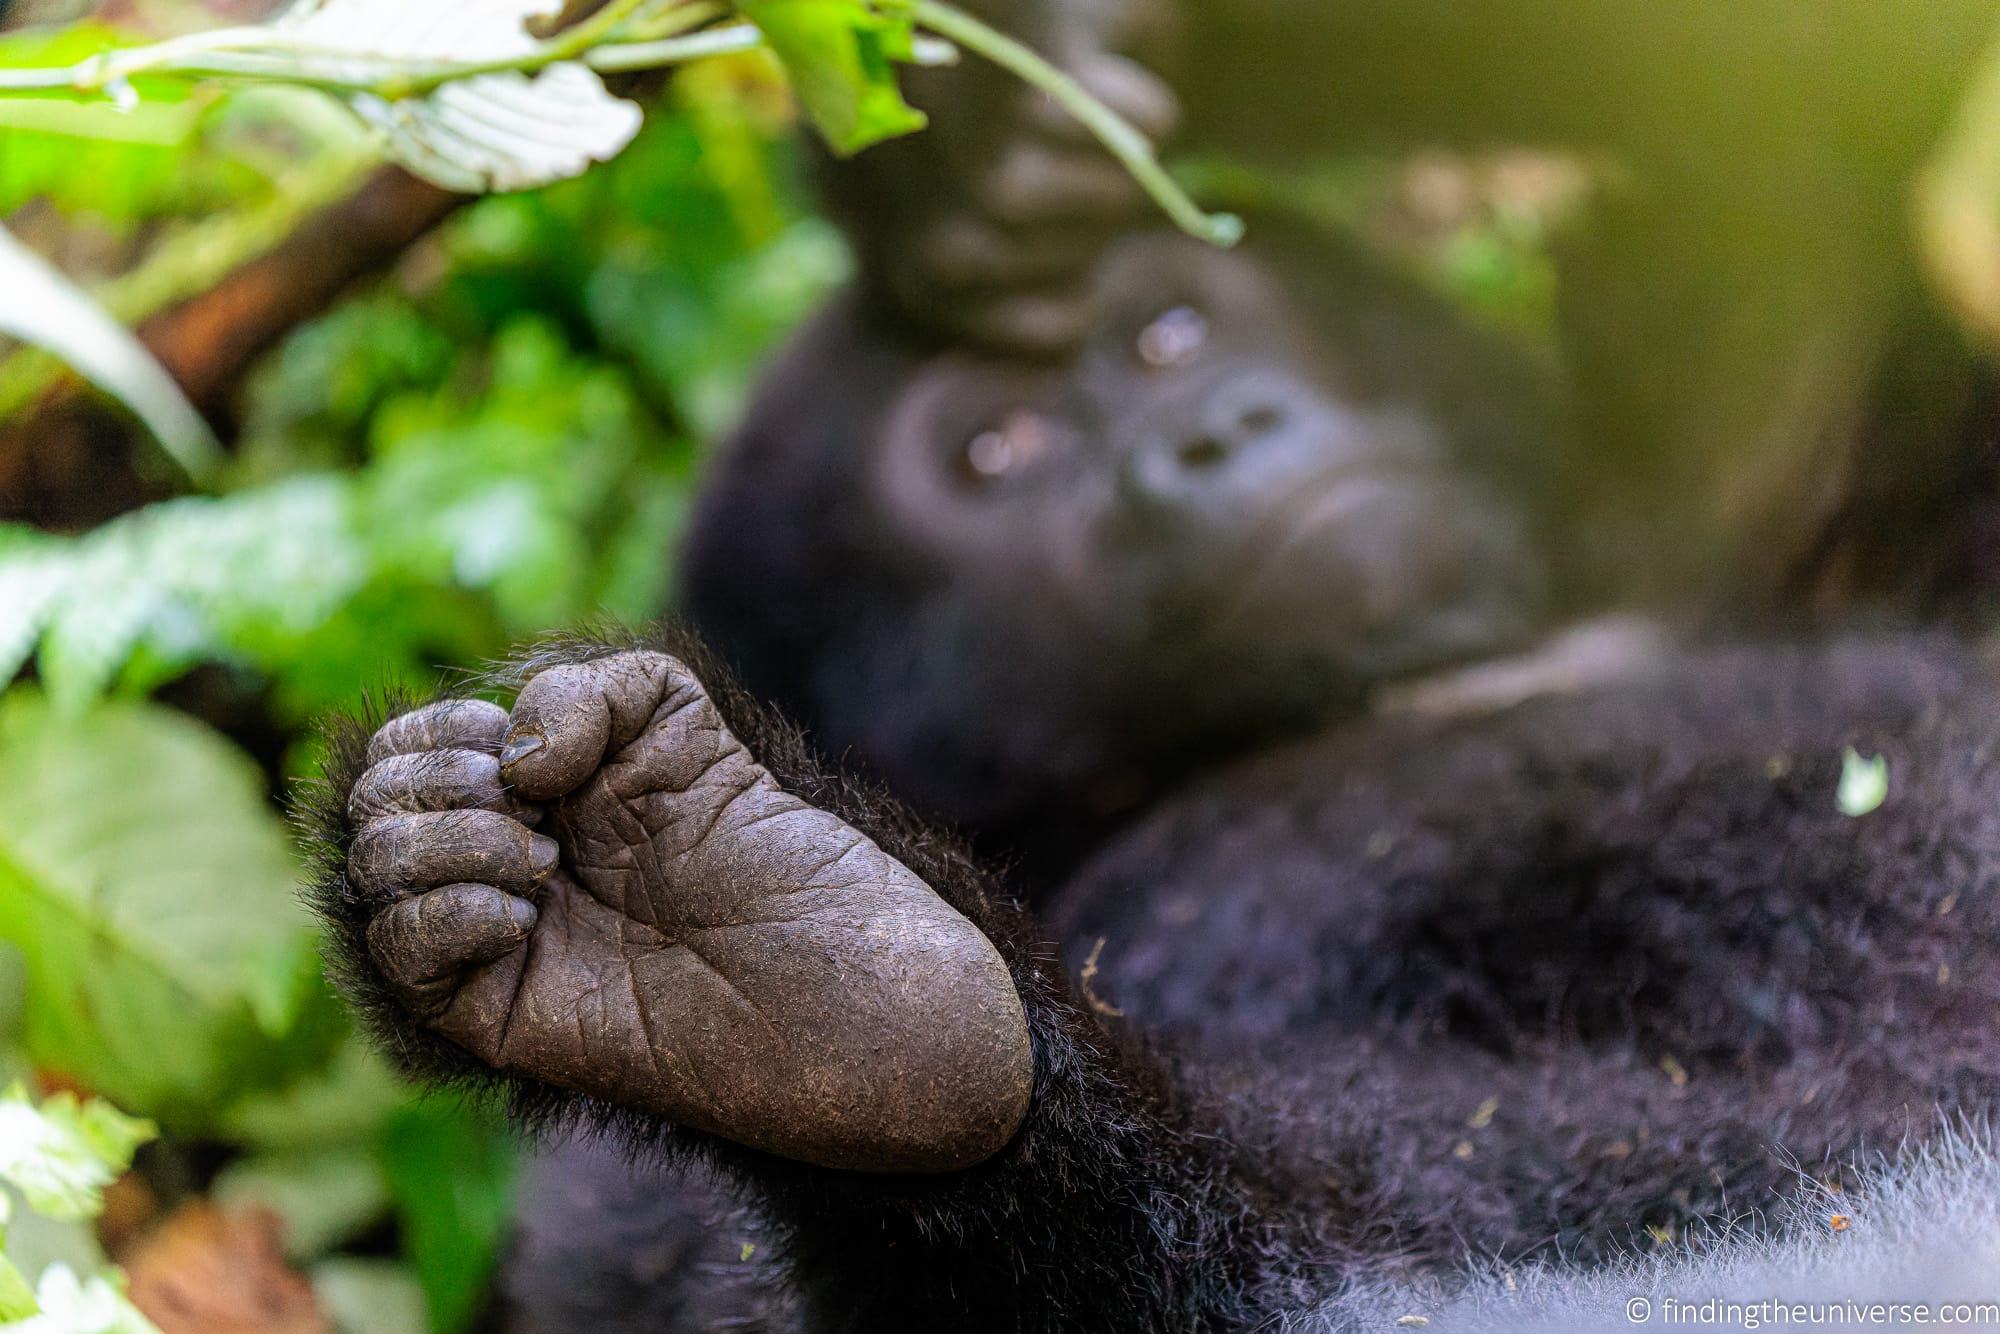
left=340, top=651, right=1032, bottom=1172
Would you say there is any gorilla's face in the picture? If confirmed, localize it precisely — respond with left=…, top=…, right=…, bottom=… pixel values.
left=869, top=236, right=1537, bottom=721
left=687, top=234, right=1545, bottom=838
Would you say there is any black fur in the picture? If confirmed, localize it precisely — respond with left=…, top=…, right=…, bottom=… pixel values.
left=1051, top=632, right=2000, bottom=1264
left=683, top=239, right=1556, bottom=866
left=498, top=1147, right=793, bottom=1332
left=300, top=14, right=2000, bottom=1313
left=302, top=623, right=2000, bottom=1331
left=300, top=624, right=1290, bottom=1329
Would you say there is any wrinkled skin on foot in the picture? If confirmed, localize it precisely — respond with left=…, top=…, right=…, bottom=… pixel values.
left=342, top=651, right=1033, bottom=1173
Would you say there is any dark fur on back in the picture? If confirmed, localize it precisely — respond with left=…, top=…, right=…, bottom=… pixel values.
left=1052, top=631, right=2000, bottom=1262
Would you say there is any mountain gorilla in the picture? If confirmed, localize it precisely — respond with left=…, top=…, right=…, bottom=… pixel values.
left=299, top=2, right=2000, bottom=1330
left=691, top=0, right=2000, bottom=853
left=308, top=627, right=2000, bottom=1331
left=310, top=257, right=2000, bottom=1326
left=682, top=231, right=1557, bottom=864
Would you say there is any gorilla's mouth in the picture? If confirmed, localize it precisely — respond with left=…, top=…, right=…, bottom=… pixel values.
left=1218, top=463, right=1436, bottom=602
left=1201, top=463, right=1534, bottom=677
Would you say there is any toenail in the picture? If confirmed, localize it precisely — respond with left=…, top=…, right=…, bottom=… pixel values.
left=501, top=733, right=545, bottom=767
left=505, top=897, right=540, bottom=933
left=530, top=835, right=560, bottom=878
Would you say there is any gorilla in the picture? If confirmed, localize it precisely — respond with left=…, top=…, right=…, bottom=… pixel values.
left=299, top=2, right=2000, bottom=1328
left=305, top=625, right=2000, bottom=1332
left=302, top=237, right=2000, bottom=1334
left=674, top=0, right=2000, bottom=865
left=681, top=231, right=1559, bottom=865
left=825, top=0, right=2000, bottom=611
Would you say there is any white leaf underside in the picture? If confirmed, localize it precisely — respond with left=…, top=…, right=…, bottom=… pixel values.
left=279, top=0, right=644, bottom=192
left=355, top=65, right=643, bottom=193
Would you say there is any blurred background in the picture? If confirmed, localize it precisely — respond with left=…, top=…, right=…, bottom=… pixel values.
left=1, top=4, right=843, bottom=1329
left=5, top=0, right=2000, bottom=1329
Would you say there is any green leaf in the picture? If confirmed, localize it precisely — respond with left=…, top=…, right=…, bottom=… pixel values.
left=378, top=1101, right=516, bottom=1334
left=0, top=101, right=204, bottom=227
left=0, top=26, right=204, bottom=224
left=0, top=226, right=219, bottom=482
left=0, top=694, right=328, bottom=1126
left=0, top=1252, right=35, bottom=1322
left=217, top=1039, right=408, bottom=1152
left=215, top=1146, right=390, bottom=1259
left=0, top=1088, right=153, bottom=1223
left=739, top=0, right=926, bottom=155
left=311, top=1258, right=426, bottom=1334
left=1836, top=747, right=1889, bottom=818
left=58, top=1102, right=152, bottom=1183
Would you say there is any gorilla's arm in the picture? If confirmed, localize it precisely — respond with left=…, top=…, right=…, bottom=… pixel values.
left=816, top=0, right=1180, bottom=353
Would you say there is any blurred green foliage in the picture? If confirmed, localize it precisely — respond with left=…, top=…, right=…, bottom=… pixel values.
left=0, top=1084, right=157, bottom=1328
left=0, top=28, right=840, bottom=1328
left=0, top=689, right=331, bottom=1121
left=0, top=23, right=216, bottom=227
left=1181, top=151, right=1589, bottom=344
left=4, top=68, right=844, bottom=745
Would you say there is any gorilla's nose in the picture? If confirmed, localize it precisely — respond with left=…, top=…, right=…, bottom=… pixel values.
left=1120, top=371, right=1362, bottom=518
left=1170, top=397, right=1288, bottom=472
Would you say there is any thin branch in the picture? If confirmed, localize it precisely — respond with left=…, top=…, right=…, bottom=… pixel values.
left=908, top=0, right=1241, bottom=247
left=586, top=23, right=764, bottom=72
left=0, top=1, right=733, bottom=100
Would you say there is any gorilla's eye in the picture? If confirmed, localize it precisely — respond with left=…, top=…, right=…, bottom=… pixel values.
left=1136, top=306, right=1210, bottom=369
left=958, top=410, right=1052, bottom=487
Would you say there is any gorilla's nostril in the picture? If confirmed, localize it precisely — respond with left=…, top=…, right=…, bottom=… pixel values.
left=1238, top=404, right=1286, bottom=436
left=1178, top=435, right=1230, bottom=469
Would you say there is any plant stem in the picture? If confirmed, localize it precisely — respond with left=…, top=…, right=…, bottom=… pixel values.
left=908, top=0, right=1241, bottom=248
left=547, top=0, right=656, bottom=61
left=374, top=0, right=660, bottom=96
left=588, top=23, right=763, bottom=72
left=0, top=0, right=733, bottom=99
left=624, top=1, right=730, bottom=42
